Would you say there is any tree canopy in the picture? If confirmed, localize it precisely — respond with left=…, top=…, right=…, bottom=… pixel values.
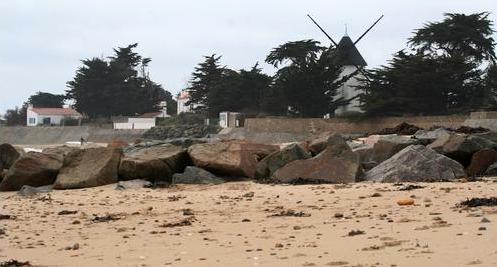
left=28, top=92, right=66, bottom=108
left=66, top=43, right=176, bottom=119
left=265, top=40, right=350, bottom=117
left=359, top=12, right=496, bottom=116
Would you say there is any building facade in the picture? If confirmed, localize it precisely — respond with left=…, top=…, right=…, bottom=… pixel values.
left=26, top=105, right=82, bottom=126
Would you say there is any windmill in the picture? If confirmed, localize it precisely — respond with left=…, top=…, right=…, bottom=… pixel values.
left=307, top=14, right=384, bottom=115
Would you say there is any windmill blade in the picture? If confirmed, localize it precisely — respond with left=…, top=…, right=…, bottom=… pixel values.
left=307, top=14, right=338, bottom=47
left=353, top=15, right=384, bottom=45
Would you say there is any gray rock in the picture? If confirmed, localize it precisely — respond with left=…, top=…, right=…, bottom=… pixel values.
left=364, top=145, right=466, bottom=183
left=255, top=143, right=310, bottom=179
left=0, top=152, right=63, bottom=191
left=54, top=147, right=122, bottom=189
left=272, top=134, right=362, bottom=184
left=172, top=166, right=225, bottom=184
left=18, top=185, right=53, bottom=197
left=370, top=135, right=420, bottom=164
left=413, top=128, right=452, bottom=144
left=115, top=179, right=152, bottom=190
left=484, top=162, right=497, bottom=176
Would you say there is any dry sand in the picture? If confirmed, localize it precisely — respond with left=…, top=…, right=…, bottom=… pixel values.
left=1, top=180, right=497, bottom=267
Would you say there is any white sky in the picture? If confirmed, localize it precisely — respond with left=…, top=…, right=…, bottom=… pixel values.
left=1, top=0, right=496, bottom=114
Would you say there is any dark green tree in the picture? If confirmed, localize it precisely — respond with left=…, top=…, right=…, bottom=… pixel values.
left=28, top=92, right=66, bottom=108
left=409, top=12, right=496, bottom=63
left=265, top=40, right=348, bottom=117
left=207, top=63, right=273, bottom=117
left=66, top=44, right=175, bottom=119
left=359, top=51, right=483, bottom=116
left=186, top=54, right=225, bottom=116
left=4, top=106, right=27, bottom=126
left=360, top=12, right=495, bottom=116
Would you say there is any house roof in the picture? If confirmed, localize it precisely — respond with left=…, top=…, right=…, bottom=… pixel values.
left=138, top=112, right=163, bottom=118
left=31, top=107, right=82, bottom=116
left=332, top=36, right=367, bottom=67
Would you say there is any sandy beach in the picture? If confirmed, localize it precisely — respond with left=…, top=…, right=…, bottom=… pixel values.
left=1, top=180, right=497, bottom=267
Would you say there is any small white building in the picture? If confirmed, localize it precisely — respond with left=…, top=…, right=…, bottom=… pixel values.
left=26, top=105, right=82, bottom=126
left=113, top=109, right=170, bottom=130
left=177, top=90, right=200, bottom=114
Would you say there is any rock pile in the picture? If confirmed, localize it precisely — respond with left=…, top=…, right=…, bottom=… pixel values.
left=1, top=124, right=496, bottom=191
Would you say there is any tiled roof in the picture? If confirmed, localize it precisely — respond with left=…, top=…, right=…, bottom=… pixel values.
left=31, top=108, right=82, bottom=116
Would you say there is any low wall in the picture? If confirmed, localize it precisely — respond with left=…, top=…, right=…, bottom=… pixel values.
left=0, top=126, right=146, bottom=145
left=245, top=115, right=468, bottom=135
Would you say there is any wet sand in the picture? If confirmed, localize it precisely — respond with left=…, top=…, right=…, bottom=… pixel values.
left=1, top=180, right=497, bottom=267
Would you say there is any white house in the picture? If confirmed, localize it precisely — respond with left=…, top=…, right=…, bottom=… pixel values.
left=113, top=102, right=170, bottom=130
left=177, top=90, right=199, bottom=114
left=333, top=35, right=367, bottom=115
left=26, top=105, right=82, bottom=126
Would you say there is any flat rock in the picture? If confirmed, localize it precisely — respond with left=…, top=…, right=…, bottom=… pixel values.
left=413, top=128, right=452, bottom=144
left=115, top=179, right=152, bottom=190
left=255, top=143, right=310, bottom=179
left=188, top=141, right=278, bottom=178
left=172, top=166, right=225, bottom=184
left=54, top=147, right=122, bottom=189
left=272, top=134, right=362, bottom=184
left=0, top=152, right=63, bottom=191
left=364, top=145, right=466, bottom=183
left=18, top=185, right=53, bottom=197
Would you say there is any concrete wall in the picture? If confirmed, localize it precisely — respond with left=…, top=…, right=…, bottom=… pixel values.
left=0, top=126, right=146, bottom=145
left=245, top=115, right=468, bottom=135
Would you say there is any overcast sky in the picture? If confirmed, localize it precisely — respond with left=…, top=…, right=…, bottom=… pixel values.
left=1, top=0, right=496, bottom=114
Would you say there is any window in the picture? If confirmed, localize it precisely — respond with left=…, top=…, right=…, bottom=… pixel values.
left=29, top=118, right=35, bottom=124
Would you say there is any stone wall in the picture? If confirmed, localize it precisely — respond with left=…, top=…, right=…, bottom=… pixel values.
left=245, top=115, right=468, bottom=135
left=0, top=126, right=146, bottom=145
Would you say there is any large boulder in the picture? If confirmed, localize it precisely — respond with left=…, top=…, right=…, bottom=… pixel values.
left=272, top=134, right=362, bottom=184
left=0, top=152, right=63, bottom=191
left=466, top=149, right=497, bottom=176
left=0, top=143, right=22, bottom=170
left=364, top=145, right=466, bottom=183
left=172, top=166, right=225, bottom=184
left=119, top=144, right=188, bottom=182
left=369, top=135, right=420, bottom=164
left=187, top=141, right=278, bottom=178
left=428, top=134, right=497, bottom=166
left=255, top=143, right=311, bottom=179
left=53, top=147, right=122, bottom=189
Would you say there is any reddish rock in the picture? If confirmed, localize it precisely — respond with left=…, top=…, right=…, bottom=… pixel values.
left=119, top=144, right=188, bottom=182
left=188, top=141, right=279, bottom=178
left=107, top=140, right=129, bottom=149
left=0, top=152, right=63, bottom=191
left=466, top=149, right=497, bottom=176
left=308, top=131, right=333, bottom=155
left=272, top=134, right=362, bottom=184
